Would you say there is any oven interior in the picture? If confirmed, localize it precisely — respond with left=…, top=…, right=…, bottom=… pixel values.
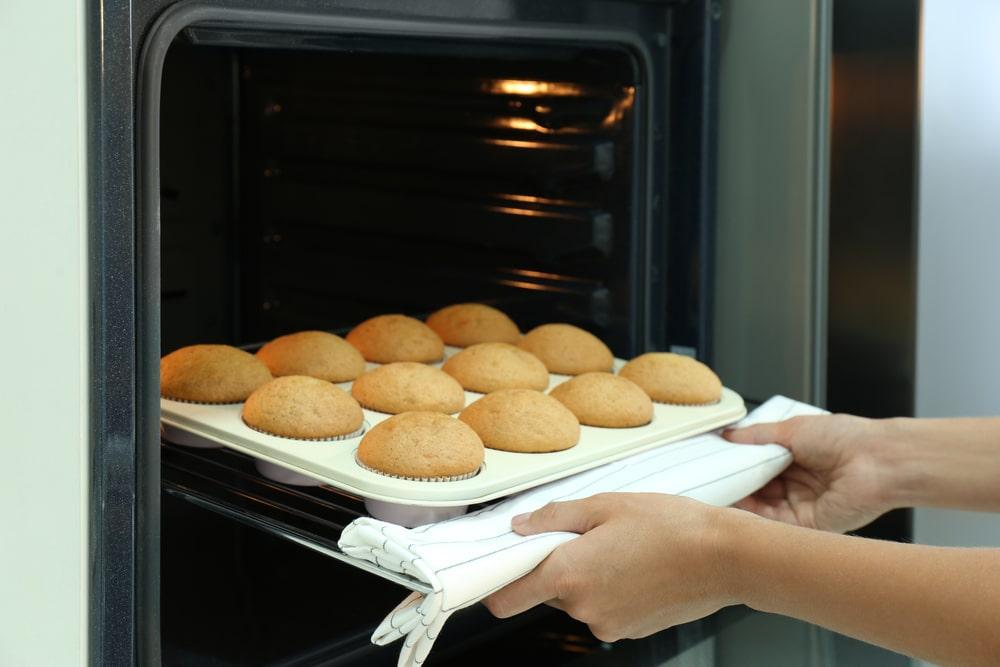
left=156, top=18, right=711, bottom=664
left=161, top=35, right=651, bottom=356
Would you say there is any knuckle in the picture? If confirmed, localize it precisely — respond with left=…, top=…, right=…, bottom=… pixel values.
left=589, top=624, right=619, bottom=643
left=586, top=493, right=619, bottom=519
left=777, top=417, right=800, bottom=441
left=561, top=599, right=585, bottom=621
left=550, top=563, right=579, bottom=599
left=535, top=502, right=561, bottom=523
left=481, top=595, right=507, bottom=618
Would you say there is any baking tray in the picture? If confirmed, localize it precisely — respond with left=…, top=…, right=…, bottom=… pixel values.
left=160, top=349, right=747, bottom=507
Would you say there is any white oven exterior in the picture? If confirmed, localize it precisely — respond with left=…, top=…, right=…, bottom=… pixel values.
left=0, top=0, right=90, bottom=664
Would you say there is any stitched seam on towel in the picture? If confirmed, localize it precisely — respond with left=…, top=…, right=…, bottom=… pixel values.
left=429, top=454, right=790, bottom=583
left=401, top=442, right=734, bottom=551
left=366, top=447, right=789, bottom=601
left=407, top=435, right=718, bottom=534
left=596, top=444, right=746, bottom=494
left=673, top=454, right=789, bottom=496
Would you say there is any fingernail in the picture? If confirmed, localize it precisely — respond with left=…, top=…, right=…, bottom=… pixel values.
left=511, top=513, right=529, bottom=527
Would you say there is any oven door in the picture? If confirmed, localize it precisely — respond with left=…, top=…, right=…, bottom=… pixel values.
left=89, top=0, right=719, bottom=664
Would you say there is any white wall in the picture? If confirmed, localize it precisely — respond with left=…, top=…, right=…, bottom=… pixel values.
left=914, top=0, right=1000, bottom=548
left=0, top=1, right=89, bottom=665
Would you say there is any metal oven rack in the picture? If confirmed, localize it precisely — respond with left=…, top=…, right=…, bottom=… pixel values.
left=160, top=440, right=432, bottom=593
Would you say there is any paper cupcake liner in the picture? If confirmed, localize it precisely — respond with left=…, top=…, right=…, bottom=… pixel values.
left=652, top=397, right=722, bottom=407
left=243, top=420, right=368, bottom=443
left=161, top=395, right=244, bottom=406
left=579, top=419, right=655, bottom=429
left=356, top=402, right=462, bottom=416
left=354, top=454, right=482, bottom=483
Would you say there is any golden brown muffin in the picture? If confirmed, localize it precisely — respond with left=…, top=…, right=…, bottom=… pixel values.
left=442, top=342, right=549, bottom=393
left=346, top=314, right=444, bottom=363
left=161, top=344, right=272, bottom=404
left=549, top=372, right=653, bottom=428
left=619, top=352, right=723, bottom=405
left=518, top=323, right=614, bottom=375
left=426, top=303, right=521, bottom=347
left=459, top=389, right=579, bottom=453
left=256, top=330, right=365, bottom=383
left=242, top=375, right=364, bottom=440
left=351, top=362, right=465, bottom=414
left=357, top=412, right=484, bottom=480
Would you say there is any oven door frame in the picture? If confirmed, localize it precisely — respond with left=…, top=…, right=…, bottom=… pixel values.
left=91, top=0, right=721, bottom=663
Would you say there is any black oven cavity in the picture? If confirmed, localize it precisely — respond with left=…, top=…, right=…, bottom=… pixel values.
left=140, top=2, right=719, bottom=664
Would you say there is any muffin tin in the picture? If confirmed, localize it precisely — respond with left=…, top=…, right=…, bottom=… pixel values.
left=161, top=348, right=745, bottom=513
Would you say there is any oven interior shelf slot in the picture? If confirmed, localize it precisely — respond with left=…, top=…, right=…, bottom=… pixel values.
left=161, top=441, right=433, bottom=594
left=257, top=180, right=615, bottom=260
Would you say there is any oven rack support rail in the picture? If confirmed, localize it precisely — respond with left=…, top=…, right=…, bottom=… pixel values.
left=161, top=441, right=433, bottom=594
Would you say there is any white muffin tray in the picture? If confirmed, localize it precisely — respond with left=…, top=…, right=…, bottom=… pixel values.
left=160, top=349, right=746, bottom=508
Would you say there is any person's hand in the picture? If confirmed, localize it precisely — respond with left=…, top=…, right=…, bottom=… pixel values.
left=723, top=414, right=894, bottom=533
left=482, top=493, right=741, bottom=642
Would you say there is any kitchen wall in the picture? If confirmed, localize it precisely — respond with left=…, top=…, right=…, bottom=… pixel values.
left=913, top=0, right=1000, bottom=664
left=0, top=0, right=89, bottom=665
left=912, top=0, right=1000, bottom=565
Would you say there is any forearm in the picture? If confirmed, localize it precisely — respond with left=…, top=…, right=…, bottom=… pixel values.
left=723, top=509, right=1000, bottom=667
left=878, top=417, right=1000, bottom=512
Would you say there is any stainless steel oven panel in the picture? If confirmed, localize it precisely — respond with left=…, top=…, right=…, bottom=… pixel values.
left=711, top=0, right=832, bottom=407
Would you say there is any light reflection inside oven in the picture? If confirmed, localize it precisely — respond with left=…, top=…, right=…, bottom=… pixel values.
left=496, top=279, right=575, bottom=293
left=485, top=79, right=584, bottom=96
left=484, top=137, right=566, bottom=150
left=602, top=86, right=636, bottom=128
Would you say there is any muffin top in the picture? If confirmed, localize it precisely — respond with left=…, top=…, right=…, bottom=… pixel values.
left=357, top=411, right=484, bottom=479
left=459, top=389, right=579, bottom=453
left=442, top=342, right=549, bottom=393
left=346, top=314, right=444, bottom=364
left=161, top=344, right=272, bottom=404
left=426, top=303, right=521, bottom=347
left=256, top=330, right=366, bottom=383
left=518, top=323, right=614, bottom=375
left=619, top=352, right=723, bottom=405
left=242, top=375, right=364, bottom=440
left=351, top=362, right=465, bottom=415
left=549, top=372, right=653, bottom=428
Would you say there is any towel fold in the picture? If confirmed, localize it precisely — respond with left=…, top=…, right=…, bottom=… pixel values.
left=338, top=395, right=825, bottom=666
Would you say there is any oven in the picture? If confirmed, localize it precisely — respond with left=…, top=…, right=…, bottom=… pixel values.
left=1, top=0, right=920, bottom=664
left=118, top=1, right=719, bottom=664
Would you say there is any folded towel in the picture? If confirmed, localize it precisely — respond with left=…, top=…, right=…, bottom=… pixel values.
left=338, top=395, right=825, bottom=666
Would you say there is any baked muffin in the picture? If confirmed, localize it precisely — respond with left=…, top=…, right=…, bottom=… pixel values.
left=459, top=389, right=579, bottom=453
left=161, top=344, right=272, bottom=404
left=242, top=375, right=364, bottom=440
left=442, top=342, right=549, bottom=393
left=549, top=372, right=653, bottom=428
left=351, top=362, right=465, bottom=414
left=346, top=314, right=444, bottom=364
left=256, top=330, right=365, bottom=383
left=619, top=352, right=723, bottom=405
left=426, top=303, right=521, bottom=347
left=357, top=412, right=484, bottom=480
left=518, top=324, right=614, bottom=375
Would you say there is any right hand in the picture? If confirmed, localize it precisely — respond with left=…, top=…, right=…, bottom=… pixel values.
left=723, top=414, right=894, bottom=533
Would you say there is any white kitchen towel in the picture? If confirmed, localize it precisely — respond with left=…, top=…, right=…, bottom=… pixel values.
left=338, top=395, right=825, bottom=666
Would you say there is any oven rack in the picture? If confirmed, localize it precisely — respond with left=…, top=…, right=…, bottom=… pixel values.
left=161, top=440, right=434, bottom=593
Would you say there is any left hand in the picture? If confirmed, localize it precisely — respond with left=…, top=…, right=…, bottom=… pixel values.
left=481, top=492, right=741, bottom=642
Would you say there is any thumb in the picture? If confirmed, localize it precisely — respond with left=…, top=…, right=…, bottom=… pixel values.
left=511, top=496, right=612, bottom=536
left=723, top=420, right=790, bottom=446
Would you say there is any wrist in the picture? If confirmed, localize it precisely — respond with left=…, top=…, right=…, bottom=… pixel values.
left=871, top=417, right=925, bottom=510
left=710, top=506, right=768, bottom=608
